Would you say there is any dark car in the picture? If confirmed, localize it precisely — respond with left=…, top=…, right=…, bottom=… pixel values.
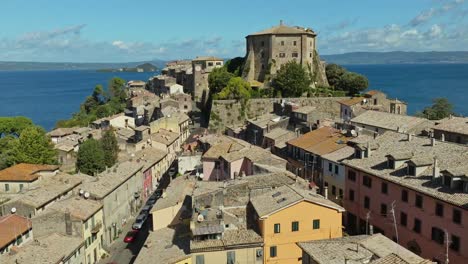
left=140, top=204, right=152, bottom=215
left=153, top=189, right=163, bottom=199
left=123, top=230, right=138, bottom=243
left=132, top=214, right=148, bottom=230
left=168, top=167, right=177, bottom=177
left=146, top=196, right=157, bottom=206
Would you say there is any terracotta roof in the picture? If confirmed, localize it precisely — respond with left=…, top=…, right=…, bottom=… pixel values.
left=249, top=24, right=316, bottom=36
left=365, top=90, right=382, bottom=96
left=0, top=163, right=58, bottom=182
left=287, top=127, right=350, bottom=156
left=192, top=56, right=223, bottom=61
left=0, top=214, right=31, bottom=248
left=338, top=97, right=365, bottom=106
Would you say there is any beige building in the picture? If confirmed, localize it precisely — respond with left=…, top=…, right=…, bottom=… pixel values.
left=192, top=56, right=224, bottom=105
left=0, top=163, right=59, bottom=194
left=243, top=21, right=328, bottom=87
left=432, top=116, right=468, bottom=144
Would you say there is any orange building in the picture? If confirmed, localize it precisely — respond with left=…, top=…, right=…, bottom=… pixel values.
left=249, top=185, right=344, bottom=264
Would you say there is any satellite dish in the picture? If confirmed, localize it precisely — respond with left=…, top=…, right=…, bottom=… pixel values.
left=84, top=192, right=90, bottom=199
left=197, top=214, right=204, bottom=222
left=79, top=189, right=84, bottom=196
left=199, top=173, right=204, bottom=179
left=11, top=207, right=17, bottom=214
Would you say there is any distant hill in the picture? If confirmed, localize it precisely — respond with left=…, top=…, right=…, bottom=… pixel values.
left=0, top=60, right=166, bottom=71
left=97, top=62, right=159, bottom=72
left=321, top=51, right=468, bottom=65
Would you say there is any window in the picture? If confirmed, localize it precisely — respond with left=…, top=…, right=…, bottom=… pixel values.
left=408, top=165, right=416, bottom=176
left=364, top=196, right=370, bottom=209
left=363, top=176, right=372, bottom=188
left=435, top=203, right=444, bottom=217
left=85, top=220, right=88, bottom=230
left=279, top=52, right=286, bottom=58
left=5, top=184, right=9, bottom=192
left=274, top=223, right=281, bottom=234
left=261, top=41, right=265, bottom=47
left=19, top=184, right=24, bottom=191
left=309, top=53, right=312, bottom=58
left=216, top=62, right=222, bottom=66
left=413, top=218, right=421, bottom=233
left=332, top=186, right=336, bottom=196
left=328, top=163, right=332, bottom=172
left=401, top=190, right=408, bottom=202
left=292, top=52, right=299, bottom=58
left=334, top=165, right=339, bottom=174
left=207, top=62, right=213, bottom=67
left=400, top=212, right=407, bottom=226
left=227, top=251, right=236, bottom=264
left=292, top=221, right=299, bottom=232
left=280, top=41, right=284, bottom=46
left=16, top=236, right=23, bottom=245
left=349, top=189, right=355, bottom=201
left=196, top=255, right=205, bottom=264
left=380, top=203, right=387, bottom=216
left=450, top=235, right=460, bottom=252
left=431, top=227, right=444, bottom=245
left=256, top=249, right=263, bottom=260
left=348, top=170, right=356, bottom=181
left=313, top=219, right=320, bottom=229
left=261, top=64, right=265, bottom=69
left=261, top=52, right=264, bottom=58
left=415, top=195, right=423, bottom=208
left=453, top=209, right=462, bottom=224
left=293, top=41, right=297, bottom=46
left=184, top=105, right=188, bottom=109
left=270, top=246, right=277, bottom=257
left=381, top=182, right=388, bottom=194
left=339, top=189, right=343, bottom=198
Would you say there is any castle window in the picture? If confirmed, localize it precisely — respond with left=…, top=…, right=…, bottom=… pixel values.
left=261, top=41, right=265, bottom=47
left=280, top=41, right=284, bottom=46
left=216, top=62, right=222, bottom=66
left=293, top=41, right=297, bottom=46
left=261, top=64, right=265, bottom=70
left=310, top=53, right=312, bottom=58
left=292, top=52, right=299, bottom=58
left=208, top=62, right=213, bottom=67
left=279, top=53, right=286, bottom=58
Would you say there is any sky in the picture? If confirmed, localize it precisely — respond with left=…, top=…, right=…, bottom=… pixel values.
left=1, top=0, right=468, bottom=62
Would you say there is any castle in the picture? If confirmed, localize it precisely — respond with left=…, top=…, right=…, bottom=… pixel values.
left=243, top=21, right=329, bottom=87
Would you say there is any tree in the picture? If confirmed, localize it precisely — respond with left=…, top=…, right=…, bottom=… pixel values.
left=225, top=57, right=245, bottom=76
left=76, top=138, right=105, bottom=175
left=92, top=84, right=106, bottom=103
left=109, top=77, right=127, bottom=102
left=208, top=67, right=235, bottom=94
left=101, top=129, right=119, bottom=168
left=337, top=72, right=369, bottom=95
left=218, top=77, right=252, bottom=100
left=0, top=136, right=17, bottom=169
left=13, top=126, right=57, bottom=165
left=326, top=64, right=347, bottom=88
left=417, top=98, right=454, bottom=120
left=272, top=61, right=312, bottom=97
left=0, top=116, right=33, bottom=137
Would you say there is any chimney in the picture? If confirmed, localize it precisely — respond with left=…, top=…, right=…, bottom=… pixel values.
left=366, top=142, right=371, bottom=157
left=432, top=157, right=440, bottom=180
left=431, top=137, right=436, bottom=146
left=441, top=133, right=445, bottom=142
left=65, top=212, right=72, bottom=235
left=369, top=224, right=374, bottom=235
left=323, top=186, right=328, bottom=199
left=407, top=133, right=413, bottom=141
left=125, top=119, right=129, bottom=128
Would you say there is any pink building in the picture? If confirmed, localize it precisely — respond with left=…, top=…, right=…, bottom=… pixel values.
left=199, top=135, right=287, bottom=181
left=343, top=131, right=468, bottom=264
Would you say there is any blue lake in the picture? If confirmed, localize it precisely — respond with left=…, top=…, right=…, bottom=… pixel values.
left=0, top=64, right=467, bottom=131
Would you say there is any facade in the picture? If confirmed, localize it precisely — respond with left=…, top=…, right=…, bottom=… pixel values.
left=243, top=22, right=318, bottom=84
left=245, top=113, right=290, bottom=146
left=192, top=56, right=224, bottom=105
left=0, top=214, right=32, bottom=256
left=350, top=110, right=431, bottom=136
left=298, top=233, right=432, bottom=264
left=171, top=92, right=193, bottom=113
left=32, top=196, right=104, bottom=264
left=263, top=128, right=296, bottom=158
left=343, top=131, right=468, bottom=263
left=79, top=161, right=144, bottom=246
left=249, top=185, right=344, bottom=264
left=432, top=116, right=468, bottom=144
left=0, top=163, right=59, bottom=194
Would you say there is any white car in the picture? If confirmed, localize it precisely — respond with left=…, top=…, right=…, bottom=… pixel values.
left=132, top=214, right=148, bottom=230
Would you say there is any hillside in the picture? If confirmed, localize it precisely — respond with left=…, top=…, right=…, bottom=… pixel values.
left=0, top=60, right=166, bottom=71
left=321, top=51, right=468, bottom=65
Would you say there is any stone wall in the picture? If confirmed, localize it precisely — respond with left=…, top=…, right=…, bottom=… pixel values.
left=209, top=97, right=349, bottom=131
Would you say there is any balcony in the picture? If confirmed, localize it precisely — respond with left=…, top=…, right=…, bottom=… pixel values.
left=91, top=222, right=102, bottom=234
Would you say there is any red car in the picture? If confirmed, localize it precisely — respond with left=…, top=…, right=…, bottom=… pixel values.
left=123, top=230, right=138, bottom=243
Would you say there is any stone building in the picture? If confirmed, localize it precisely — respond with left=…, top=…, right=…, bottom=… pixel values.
left=192, top=56, right=224, bottom=106
left=243, top=21, right=328, bottom=87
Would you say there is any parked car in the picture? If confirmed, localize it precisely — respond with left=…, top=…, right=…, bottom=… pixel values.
left=132, top=214, right=148, bottom=230
left=123, top=230, right=138, bottom=243
left=146, top=196, right=157, bottom=206
left=140, top=204, right=152, bottom=215
left=153, top=189, right=163, bottom=199
left=168, top=167, right=177, bottom=177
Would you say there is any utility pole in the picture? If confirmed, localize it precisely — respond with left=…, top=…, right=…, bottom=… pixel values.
left=390, top=201, right=399, bottom=244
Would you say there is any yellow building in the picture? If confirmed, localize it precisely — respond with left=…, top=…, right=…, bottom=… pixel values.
left=250, top=185, right=344, bottom=264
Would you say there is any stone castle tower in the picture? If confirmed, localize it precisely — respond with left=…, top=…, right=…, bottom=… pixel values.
left=243, top=21, right=329, bottom=87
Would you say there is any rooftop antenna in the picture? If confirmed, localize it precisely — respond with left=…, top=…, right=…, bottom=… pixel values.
left=390, top=200, right=399, bottom=244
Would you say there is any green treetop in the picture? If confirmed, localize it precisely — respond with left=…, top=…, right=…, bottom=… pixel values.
left=13, top=126, right=57, bottom=165
left=101, top=129, right=119, bottom=168
left=208, top=67, right=235, bottom=95
left=76, top=138, right=106, bottom=175
left=272, top=61, right=312, bottom=97
left=218, top=77, right=252, bottom=100
left=416, top=98, right=455, bottom=120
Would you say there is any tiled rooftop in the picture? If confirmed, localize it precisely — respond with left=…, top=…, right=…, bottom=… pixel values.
left=191, top=229, right=262, bottom=252
left=47, top=127, right=76, bottom=137
left=433, top=116, right=468, bottom=136
left=250, top=185, right=344, bottom=218
left=338, top=97, right=365, bottom=106
left=287, top=127, right=351, bottom=155
left=343, top=131, right=468, bottom=208
left=249, top=24, right=316, bottom=36
left=351, top=110, right=429, bottom=133
left=0, top=214, right=31, bottom=248
left=293, top=105, right=316, bottom=114
left=152, top=176, right=195, bottom=211
left=80, top=161, right=143, bottom=199
left=247, top=113, right=288, bottom=129
left=3, top=233, right=83, bottom=264
left=0, top=163, right=58, bottom=182
left=151, top=129, right=179, bottom=146
left=321, top=146, right=355, bottom=162
left=263, top=127, right=296, bottom=141
left=297, top=234, right=429, bottom=264
left=41, top=195, right=102, bottom=221
left=134, top=225, right=190, bottom=264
